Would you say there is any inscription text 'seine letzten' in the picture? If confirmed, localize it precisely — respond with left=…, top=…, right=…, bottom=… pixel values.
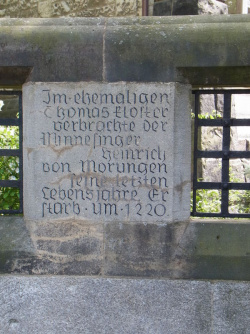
left=24, top=83, right=181, bottom=221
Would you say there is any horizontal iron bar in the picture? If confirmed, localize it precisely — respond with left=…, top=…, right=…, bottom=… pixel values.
left=226, top=183, right=250, bottom=190
left=231, top=119, right=250, bottom=126
left=196, top=151, right=222, bottom=158
left=0, top=91, right=22, bottom=96
left=197, top=119, right=223, bottom=126
left=194, top=182, right=221, bottom=189
left=197, top=150, right=250, bottom=158
left=191, top=212, right=250, bottom=218
left=193, top=89, right=250, bottom=95
left=0, top=210, right=22, bottom=214
left=197, top=119, right=250, bottom=127
left=0, top=180, right=20, bottom=187
left=0, top=149, right=21, bottom=157
left=191, top=212, right=221, bottom=217
left=194, top=182, right=250, bottom=190
left=0, top=119, right=20, bottom=126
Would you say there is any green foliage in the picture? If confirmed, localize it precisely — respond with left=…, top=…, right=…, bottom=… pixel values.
left=229, top=190, right=250, bottom=214
left=229, top=171, right=250, bottom=214
left=0, top=125, right=20, bottom=211
left=0, top=126, right=19, bottom=149
left=192, top=170, right=250, bottom=216
left=191, top=189, right=221, bottom=214
left=191, top=109, right=223, bottom=120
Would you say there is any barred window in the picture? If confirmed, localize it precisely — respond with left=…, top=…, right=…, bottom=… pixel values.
left=192, top=89, right=250, bottom=218
left=0, top=91, right=23, bottom=214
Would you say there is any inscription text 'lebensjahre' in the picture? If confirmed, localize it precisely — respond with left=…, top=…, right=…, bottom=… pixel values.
left=32, top=83, right=174, bottom=221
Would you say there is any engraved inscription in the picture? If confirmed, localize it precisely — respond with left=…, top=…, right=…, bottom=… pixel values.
left=25, top=83, right=176, bottom=221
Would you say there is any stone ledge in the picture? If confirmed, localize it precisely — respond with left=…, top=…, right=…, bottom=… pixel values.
left=1, top=15, right=250, bottom=26
left=1, top=16, right=250, bottom=85
left=0, top=276, right=249, bottom=334
left=1, top=216, right=250, bottom=280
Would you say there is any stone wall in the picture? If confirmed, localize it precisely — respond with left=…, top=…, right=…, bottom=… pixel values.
left=1, top=16, right=250, bottom=280
left=0, top=14, right=249, bottom=334
left=0, top=276, right=249, bottom=334
left=0, top=0, right=143, bottom=18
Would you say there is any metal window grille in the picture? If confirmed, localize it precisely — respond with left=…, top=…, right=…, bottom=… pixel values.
left=0, top=91, right=23, bottom=214
left=192, top=89, right=250, bottom=218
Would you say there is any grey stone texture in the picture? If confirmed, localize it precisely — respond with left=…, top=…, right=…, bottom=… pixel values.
left=198, top=0, right=228, bottom=14
left=0, top=276, right=211, bottom=334
left=1, top=216, right=250, bottom=280
left=23, top=82, right=191, bottom=223
left=153, top=0, right=228, bottom=16
left=0, top=0, right=142, bottom=18
left=213, top=282, right=250, bottom=334
left=0, top=16, right=250, bottom=280
left=1, top=16, right=250, bottom=86
left=0, top=276, right=249, bottom=334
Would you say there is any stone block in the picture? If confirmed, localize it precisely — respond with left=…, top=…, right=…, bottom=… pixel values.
left=104, top=221, right=190, bottom=277
left=0, top=19, right=104, bottom=82
left=116, top=0, right=137, bottom=16
left=0, top=217, right=104, bottom=275
left=1, top=17, right=250, bottom=85
left=198, top=0, right=228, bottom=14
left=213, top=282, right=250, bottom=334
left=0, top=217, right=36, bottom=273
left=23, top=82, right=191, bottom=224
left=105, top=16, right=250, bottom=84
left=0, top=276, right=212, bottom=334
left=185, top=220, right=250, bottom=280
left=38, top=1, right=53, bottom=18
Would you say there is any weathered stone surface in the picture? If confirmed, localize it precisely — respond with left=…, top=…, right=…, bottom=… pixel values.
left=1, top=16, right=250, bottom=85
left=0, top=0, right=141, bottom=18
left=104, top=221, right=190, bottom=277
left=198, top=0, right=228, bottom=14
left=0, top=216, right=250, bottom=279
left=0, top=276, right=249, bottom=333
left=153, top=0, right=228, bottom=16
left=0, top=16, right=250, bottom=282
left=213, top=282, right=250, bottom=334
left=186, top=220, right=250, bottom=280
left=0, top=276, right=212, bottom=334
left=0, top=18, right=104, bottom=83
left=0, top=217, right=35, bottom=273
left=23, top=219, right=104, bottom=275
left=0, top=217, right=103, bottom=275
left=23, top=82, right=191, bottom=223
left=104, top=16, right=250, bottom=85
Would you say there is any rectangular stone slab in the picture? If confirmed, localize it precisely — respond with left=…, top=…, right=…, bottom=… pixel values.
left=23, top=82, right=191, bottom=222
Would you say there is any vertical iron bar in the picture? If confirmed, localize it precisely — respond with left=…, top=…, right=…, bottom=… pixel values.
left=192, top=92, right=200, bottom=215
left=19, top=92, right=23, bottom=213
left=221, top=93, right=231, bottom=216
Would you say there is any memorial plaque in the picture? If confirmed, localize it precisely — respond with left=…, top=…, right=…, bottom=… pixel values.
left=23, top=82, right=190, bottom=222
